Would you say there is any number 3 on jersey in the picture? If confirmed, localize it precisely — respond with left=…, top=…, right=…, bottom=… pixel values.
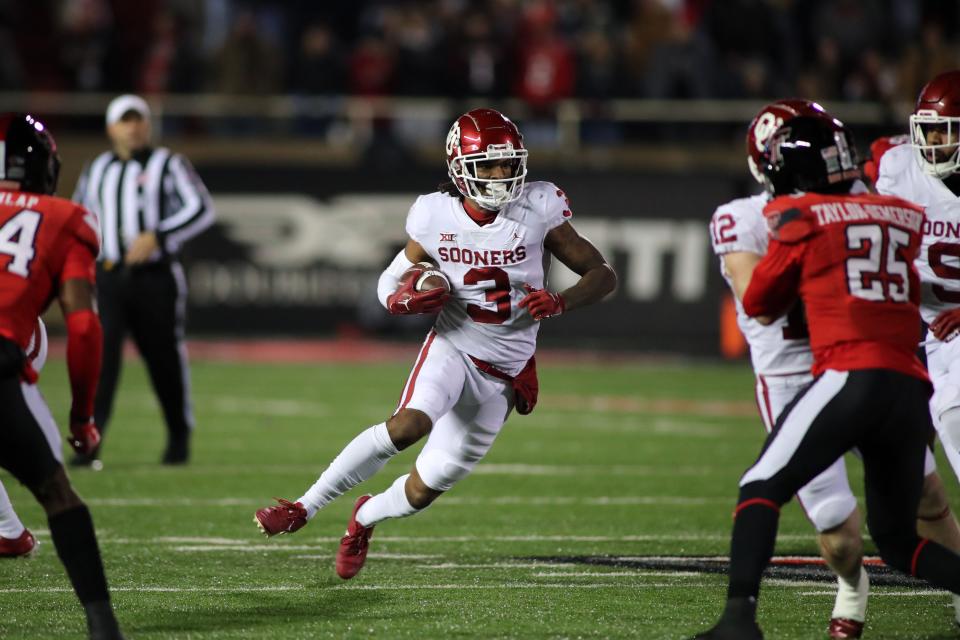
left=0, top=210, right=41, bottom=278
left=845, top=223, right=910, bottom=302
left=464, top=267, right=511, bottom=324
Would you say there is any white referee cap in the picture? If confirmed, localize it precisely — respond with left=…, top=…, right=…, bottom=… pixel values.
left=105, top=94, right=150, bottom=125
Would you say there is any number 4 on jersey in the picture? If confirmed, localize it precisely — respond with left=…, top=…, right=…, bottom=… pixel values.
left=0, top=210, right=41, bottom=278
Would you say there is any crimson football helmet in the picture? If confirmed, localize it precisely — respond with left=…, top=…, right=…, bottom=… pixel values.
left=910, top=70, right=960, bottom=178
left=746, top=99, right=833, bottom=184
left=445, top=108, right=528, bottom=210
left=0, top=113, right=60, bottom=195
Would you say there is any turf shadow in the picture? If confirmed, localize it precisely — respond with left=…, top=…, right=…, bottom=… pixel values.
left=125, top=584, right=387, bottom=635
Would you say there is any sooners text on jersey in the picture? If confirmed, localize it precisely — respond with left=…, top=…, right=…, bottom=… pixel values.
left=870, top=135, right=960, bottom=327
left=406, top=181, right=569, bottom=374
left=0, top=190, right=99, bottom=350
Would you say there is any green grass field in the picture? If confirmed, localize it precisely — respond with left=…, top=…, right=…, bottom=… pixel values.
left=1, top=354, right=958, bottom=639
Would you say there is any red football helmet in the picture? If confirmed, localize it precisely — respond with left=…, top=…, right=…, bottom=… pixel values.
left=445, top=108, right=528, bottom=210
left=0, top=113, right=60, bottom=195
left=910, top=70, right=960, bottom=177
left=746, top=99, right=833, bottom=184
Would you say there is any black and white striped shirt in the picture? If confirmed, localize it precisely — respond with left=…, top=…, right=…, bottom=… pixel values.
left=72, top=147, right=215, bottom=264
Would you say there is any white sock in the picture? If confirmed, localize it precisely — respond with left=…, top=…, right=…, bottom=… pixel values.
left=939, top=408, right=960, bottom=481
left=355, top=474, right=421, bottom=527
left=0, top=480, right=25, bottom=538
left=953, top=594, right=960, bottom=626
left=297, top=423, right=398, bottom=518
left=831, top=565, right=869, bottom=622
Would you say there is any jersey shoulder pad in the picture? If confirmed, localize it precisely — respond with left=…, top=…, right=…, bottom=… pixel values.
left=763, top=196, right=816, bottom=243
left=876, top=140, right=914, bottom=175
left=405, top=192, right=449, bottom=242
left=710, top=194, right=768, bottom=253
left=518, top=181, right=572, bottom=229
left=711, top=194, right=766, bottom=223
left=864, top=136, right=908, bottom=186
left=67, top=202, right=101, bottom=254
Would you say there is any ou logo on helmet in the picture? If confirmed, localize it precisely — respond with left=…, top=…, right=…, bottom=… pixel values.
left=446, top=121, right=461, bottom=157
left=754, top=112, right=785, bottom=152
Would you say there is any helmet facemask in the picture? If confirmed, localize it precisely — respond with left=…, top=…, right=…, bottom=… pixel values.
left=448, top=145, right=528, bottom=211
left=910, top=109, right=960, bottom=178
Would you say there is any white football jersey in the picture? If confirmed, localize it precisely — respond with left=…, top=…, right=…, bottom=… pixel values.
left=874, top=139, right=958, bottom=209
left=874, top=139, right=960, bottom=324
left=916, top=200, right=960, bottom=324
left=709, top=193, right=813, bottom=375
left=406, top=181, right=570, bottom=374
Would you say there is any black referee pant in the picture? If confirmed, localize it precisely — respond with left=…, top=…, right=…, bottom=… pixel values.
left=728, top=368, right=960, bottom=601
left=93, top=260, right=193, bottom=461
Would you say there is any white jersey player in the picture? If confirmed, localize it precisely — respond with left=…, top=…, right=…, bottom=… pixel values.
left=860, top=68, right=960, bottom=629
left=0, top=317, right=47, bottom=557
left=710, top=99, right=878, bottom=638
left=253, top=108, right=617, bottom=581
left=716, top=97, right=960, bottom=635
left=869, top=83, right=960, bottom=483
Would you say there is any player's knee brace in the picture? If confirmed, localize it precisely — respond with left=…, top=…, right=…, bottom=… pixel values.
left=416, top=448, right=472, bottom=493
left=806, top=494, right=858, bottom=533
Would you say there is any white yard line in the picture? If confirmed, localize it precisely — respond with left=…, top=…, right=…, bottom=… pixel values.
left=421, top=563, right=579, bottom=569
left=116, top=392, right=329, bottom=418
left=1, top=583, right=946, bottom=596
left=139, top=533, right=813, bottom=545
left=84, top=495, right=731, bottom=508
left=291, top=553, right=441, bottom=560
left=470, top=463, right=712, bottom=477
left=0, top=586, right=304, bottom=594
left=532, top=571, right=692, bottom=578
left=207, top=396, right=329, bottom=418
left=800, top=590, right=949, bottom=597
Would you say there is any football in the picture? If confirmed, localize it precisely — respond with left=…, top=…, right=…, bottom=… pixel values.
left=403, top=262, right=451, bottom=293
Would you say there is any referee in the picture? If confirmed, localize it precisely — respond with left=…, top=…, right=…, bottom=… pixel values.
left=72, top=94, right=215, bottom=466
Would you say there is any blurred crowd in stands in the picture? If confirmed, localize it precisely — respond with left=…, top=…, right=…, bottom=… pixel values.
left=2, top=0, right=958, bottom=108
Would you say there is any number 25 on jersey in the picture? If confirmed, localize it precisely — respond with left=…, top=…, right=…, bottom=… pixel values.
left=845, top=223, right=910, bottom=302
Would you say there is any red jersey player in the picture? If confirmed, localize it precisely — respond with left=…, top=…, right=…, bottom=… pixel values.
left=691, top=117, right=960, bottom=639
left=0, top=113, right=124, bottom=640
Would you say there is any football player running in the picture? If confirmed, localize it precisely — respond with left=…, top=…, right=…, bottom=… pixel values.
left=868, top=69, right=960, bottom=482
left=866, top=69, right=960, bottom=625
left=255, top=108, right=617, bottom=580
left=711, top=99, right=960, bottom=637
left=694, top=115, right=960, bottom=640
left=0, top=114, right=125, bottom=639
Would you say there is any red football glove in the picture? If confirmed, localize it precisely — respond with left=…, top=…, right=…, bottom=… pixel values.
left=931, top=308, right=960, bottom=342
left=69, top=416, right=101, bottom=456
left=519, top=284, right=565, bottom=321
left=387, top=277, right=449, bottom=315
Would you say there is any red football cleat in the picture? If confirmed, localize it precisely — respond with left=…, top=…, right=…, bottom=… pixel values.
left=828, top=618, right=864, bottom=639
left=254, top=498, right=308, bottom=537
left=336, top=494, right=374, bottom=580
left=0, top=529, right=37, bottom=558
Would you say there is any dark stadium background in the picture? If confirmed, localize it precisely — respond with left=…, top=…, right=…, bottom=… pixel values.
left=1, top=0, right=956, bottom=355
